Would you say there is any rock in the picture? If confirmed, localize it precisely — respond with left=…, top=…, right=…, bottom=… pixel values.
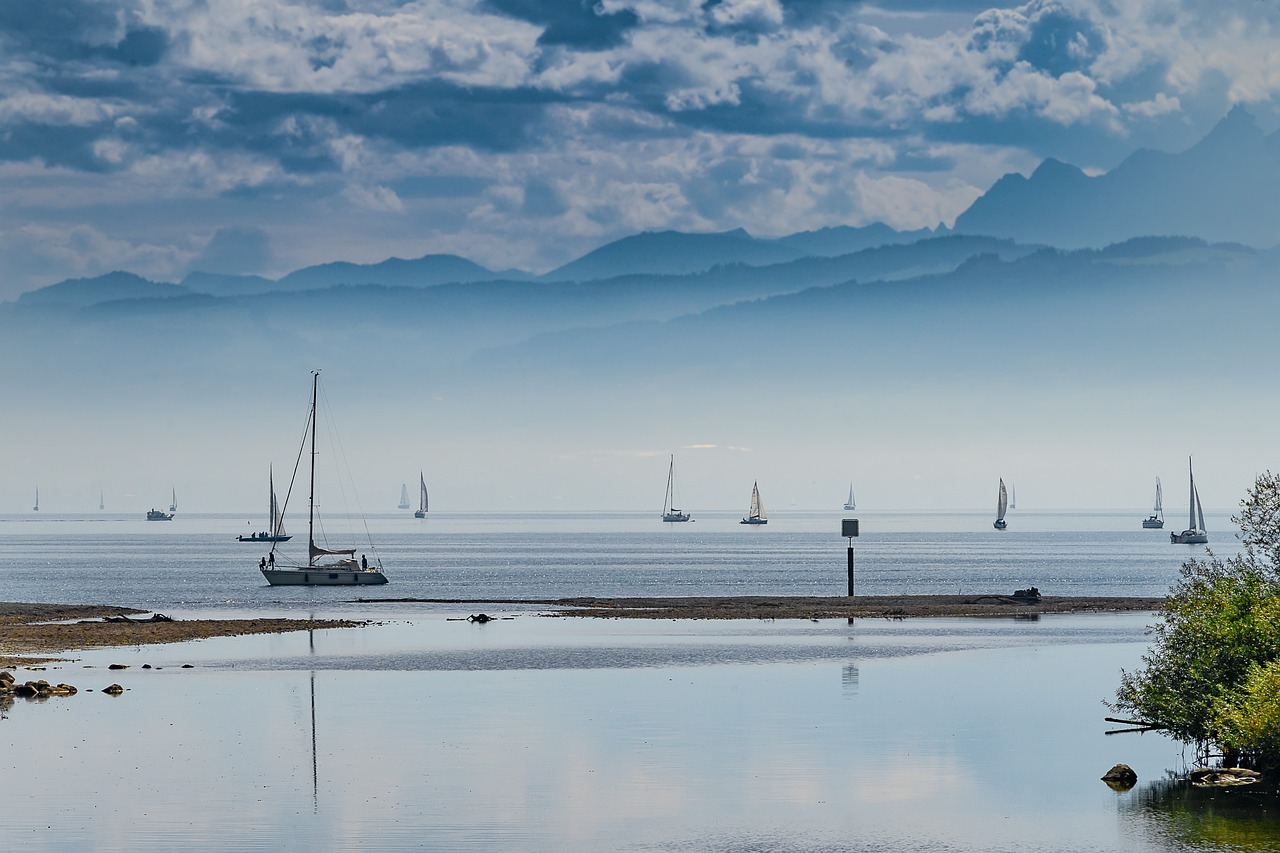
left=102, top=683, right=124, bottom=696
left=13, top=682, right=39, bottom=697
left=108, top=664, right=128, bottom=670
left=1101, top=763, right=1138, bottom=791
left=468, top=613, right=492, bottom=623
left=0, top=670, right=14, bottom=686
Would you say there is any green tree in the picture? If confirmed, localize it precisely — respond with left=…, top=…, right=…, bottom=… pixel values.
left=1113, top=472, right=1280, bottom=765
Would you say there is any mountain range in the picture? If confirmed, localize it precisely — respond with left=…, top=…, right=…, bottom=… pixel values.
left=5, top=108, right=1280, bottom=513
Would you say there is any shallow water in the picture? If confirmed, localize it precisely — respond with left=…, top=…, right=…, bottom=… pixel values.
left=2, top=613, right=1271, bottom=852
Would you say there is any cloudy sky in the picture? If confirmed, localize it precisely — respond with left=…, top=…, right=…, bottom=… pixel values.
left=0, top=0, right=1276, bottom=296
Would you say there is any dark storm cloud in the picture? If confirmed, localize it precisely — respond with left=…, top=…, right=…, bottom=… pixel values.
left=481, top=0, right=639, bottom=48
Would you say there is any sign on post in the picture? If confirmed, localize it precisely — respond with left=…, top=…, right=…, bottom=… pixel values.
left=842, top=518, right=859, bottom=538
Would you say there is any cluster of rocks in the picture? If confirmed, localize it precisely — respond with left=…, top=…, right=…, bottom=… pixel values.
left=0, top=669, right=77, bottom=698
left=0, top=669, right=127, bottom=701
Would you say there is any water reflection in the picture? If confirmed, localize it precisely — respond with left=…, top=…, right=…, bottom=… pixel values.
left=1123, top=777, right=1280, bottom=851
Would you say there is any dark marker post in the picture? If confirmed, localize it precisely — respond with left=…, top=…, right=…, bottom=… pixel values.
left=842, top=518, right=859, bottom=596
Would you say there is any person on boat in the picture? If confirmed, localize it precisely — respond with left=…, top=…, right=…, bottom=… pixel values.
left=259, top=557, right=266, bottom=570
left=268, top=552, right=275, bottom=568
left=361, top=554, right=368, bottom=569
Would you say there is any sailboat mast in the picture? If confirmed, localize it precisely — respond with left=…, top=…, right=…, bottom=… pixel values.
left=309, top=370, right=319, bottom=559
left=1188, top=457, right=1195, bottom=530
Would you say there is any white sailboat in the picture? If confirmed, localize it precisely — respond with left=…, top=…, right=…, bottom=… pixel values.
left=1142, top=478, right=1164, bottom=529
left=260, top=371, right=388, bottom=586
left=99, top=491, right=104, bottom=511
left=993, top=478, right=1008, bottom=530
left=170, top=488, right=177, bottom=513
left=1171, top=457, right=1208, bottom=544
left=1009, top=483, right=1016, bottom=511
left=32, top=487, right=38, bottom=512
left=661, top=455, right=691, bottom=522
left=398, top=483, right=411, bottom=510
left=414, top=472, right=428, bottom=518
left=238, top=467, right=292, bottom=542
left=740, top=481, right=767, bottom=525
left=843, top=482, right=856, bottom=511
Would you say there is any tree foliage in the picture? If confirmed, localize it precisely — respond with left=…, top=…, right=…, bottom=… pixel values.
left=1113, top=472, right=1280, bottom=766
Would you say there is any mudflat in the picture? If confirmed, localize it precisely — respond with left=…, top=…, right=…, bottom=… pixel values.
left=0, top=603, right=365, bottom=667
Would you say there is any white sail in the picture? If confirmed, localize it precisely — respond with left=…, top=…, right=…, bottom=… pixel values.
left=1187, top=458, right=1197, bottom=531
left=1195, top=485, right=1206, bottom=532
left=750, top=482, right=765, bottom=520
left=845, top=483, right=855, bottom=510
left=398, top=483, right=411, bottom=509
left=170, top=488, right=177, bottom=513
left=1154, top=478, right=1163, bottom=514
left=270, top=468, right=286, bottom=537
left=419, top=472, right=429, bottom=514
left=997, top=479, right=1008, bottom=522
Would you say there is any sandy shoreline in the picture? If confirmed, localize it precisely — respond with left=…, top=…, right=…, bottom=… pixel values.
left=0, top=603, right=365, bottom=667
left=0, top=595, right=1165, bottom=667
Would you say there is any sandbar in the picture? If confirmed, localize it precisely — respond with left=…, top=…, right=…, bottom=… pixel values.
left=0, top=603, right=365, bottom=667
left=359, top=594, right=1167, bottom=620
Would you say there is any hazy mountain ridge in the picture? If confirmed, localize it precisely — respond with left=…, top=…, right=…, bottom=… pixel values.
left=955, top=106, right=1280, bottom=249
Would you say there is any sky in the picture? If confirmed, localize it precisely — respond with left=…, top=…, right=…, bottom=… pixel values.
left=1, top=0, right=1279, bottom=297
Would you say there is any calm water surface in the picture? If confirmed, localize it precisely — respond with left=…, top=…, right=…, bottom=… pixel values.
left=0, top=512, right=1269, bottom=851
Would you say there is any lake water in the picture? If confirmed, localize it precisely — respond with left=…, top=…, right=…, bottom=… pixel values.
left=1, top=510, right=1273, bottom=851
left=0, top=509, right=1239, bottom=615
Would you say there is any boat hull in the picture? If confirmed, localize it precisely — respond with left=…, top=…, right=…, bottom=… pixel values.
left=146, top=511, right=173, bottom=521
left=414, top=511, right=427, bottom=518
left=993, top=519, right=1007, bottom=530
left=1171, top=530, right=1208, bottom=544
left=261, top=567, right=388, bottom=585
left=1141, top=518, right=1164, bottom=529
left=662, top=512, right=691, bottom=522
left=740, top=518, right=767, bottom=525
left=238, top=534, right=293, bottom=542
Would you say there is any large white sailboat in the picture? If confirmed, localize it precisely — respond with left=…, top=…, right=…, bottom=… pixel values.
left=1171, top=457, right=1208, bottom=545
left=843, top=483, right=856, bottom=511
left=1142, top=478, right=1164, bottom=529
left=414, top=472, right=428, bottom=518
left=259, top=371, right=388, bottom=586
left=238, top=467, right=292, bottom=542
left=993, top=478, right=1008, bottom=530
left=740, top=481, right=767, bottom=525
left=661, top=455, right=691, bottom=522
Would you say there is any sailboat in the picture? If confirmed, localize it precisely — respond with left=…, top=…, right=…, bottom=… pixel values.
left=1142, top=478, right=1164, bottom=529
left=414, top=472, right=428, bottom=518
left=238, top=467, right=293, bottom=542
left=843, top=482, right=856, bottom=511
left=398, top=484, right=411, bottom=510
left=260, top=371, right=387, bottom=585
left=740, top=481, right=767, bottom=525
left=993, top=478, right=1008, bottom=530
left=32, top=488, right=38, bottom=512
left=169, top=488, right=177, bottom=513
left=1009, top=483, right=1017, bottom=511
left=99, top=491, right=104, bottom=511
left=661, top=455, right=691, bottom=522
left=1171, top=457, right=1208, bottom=544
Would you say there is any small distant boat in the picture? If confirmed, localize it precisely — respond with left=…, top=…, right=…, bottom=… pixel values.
left=169, top=488, right=177, bottom=514
left=99, top=491, right=104, bottom=511
left=398, top=483, right=411, bottom=510
left=414, top=471, right=428, bottom=518
left=32, top=487, right=38, bottom=512
left=1142, top=478, right=1164, bottom=529
left=662, top=455, right=691, bottom=522
left=260, top=371, right=387, bottom=586
left=740, top=481, right=767, bottom=525
left=238, top=467, right=292, bottom=542
left=843, top=482, right=856, bottom=511
left=993, top=478, right=1008, bottom=530
left=1009, top=483, right=1016, bottom=511
left=1171, top=457, right=1208, bottom=545
left=146, top=508, right=173, bottom=521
